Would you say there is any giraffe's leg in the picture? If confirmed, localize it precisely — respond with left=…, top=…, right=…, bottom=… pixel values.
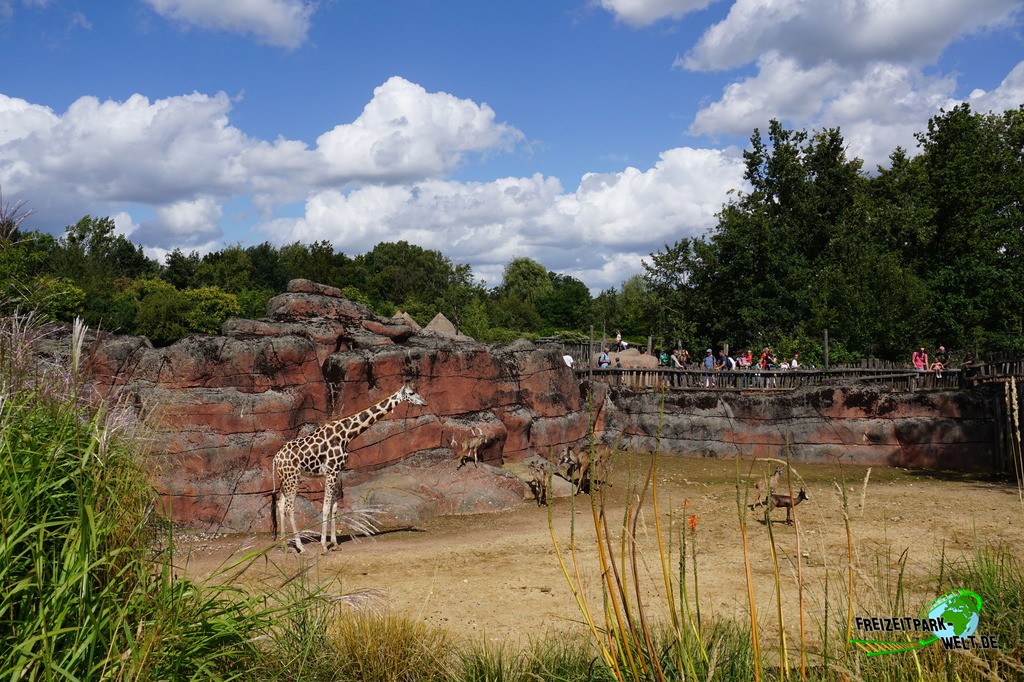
left=321, top=472, right=335, bottom=552
left=279, top=475, right=304, bottom=553
left=330, top=475, right=343, bottom=548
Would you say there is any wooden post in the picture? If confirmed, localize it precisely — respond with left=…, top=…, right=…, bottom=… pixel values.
left=589, top=325, right=594, bottom=385
left=824, top=329, right=829, bottom=370
left=647, top=335, right=652, bottom=355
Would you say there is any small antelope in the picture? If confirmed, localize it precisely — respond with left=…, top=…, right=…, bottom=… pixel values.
left=454, top=427, right=488, bottom=469
left=558, top=445, right=609, bottom=495
left=525, top=459, right=550, bottom=506
left=748, top=465, right=785, bottom=510
left=765, top=488, right=809, bottom=524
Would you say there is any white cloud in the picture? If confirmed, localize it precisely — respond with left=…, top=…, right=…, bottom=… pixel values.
left=142, top=0, right=314, bottom=49
left=597, top=0, right=717, bottom=26
left=266, top=146, right=747, bottom=291
left=0, top=78, right=521, bottom=247
left=316, top=77, right=523, bottom=182
left=966, top=60, right=1024, bottom=114
left=683, top=0, right=1022, bottom=72
left=132, top=195, right=224, bottom=248
left=688, top=53, right=844, bottom=136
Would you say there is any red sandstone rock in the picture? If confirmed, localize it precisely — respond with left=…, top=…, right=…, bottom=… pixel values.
left=88, top=289, right=589, bottom=532
left=287, top=278, right=344, bottom=298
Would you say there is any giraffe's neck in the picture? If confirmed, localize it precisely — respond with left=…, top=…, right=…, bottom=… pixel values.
left=329, top=390, right=403, bottom=444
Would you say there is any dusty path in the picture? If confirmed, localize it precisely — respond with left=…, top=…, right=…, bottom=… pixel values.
left=180, top=455, right=1024, bottom=646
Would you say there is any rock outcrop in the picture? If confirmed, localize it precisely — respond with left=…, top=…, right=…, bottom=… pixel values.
left=91, top=279, right=588, bottom=533
left=82, top=278, right=1006, bottom=533
left=601, top=385, right=997, bottom=470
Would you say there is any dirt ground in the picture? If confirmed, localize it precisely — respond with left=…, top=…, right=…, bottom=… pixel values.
left=180, top=454, right=1024, bottom=647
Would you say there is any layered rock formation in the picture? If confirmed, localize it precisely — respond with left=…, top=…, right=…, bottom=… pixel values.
left=91, top=280, right=588, bottom=533
left=80, top=278, right=1006, bottom=534
left=601, top=385, right=997, bottom=470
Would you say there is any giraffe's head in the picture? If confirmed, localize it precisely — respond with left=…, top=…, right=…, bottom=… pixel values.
left=398, top=384, right=427, bottom=406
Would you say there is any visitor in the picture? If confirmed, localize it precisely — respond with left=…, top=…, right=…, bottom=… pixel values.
left=790, top=353, right=800, bottom=370
left=597, top=348, right=611, bottom=368
left=659, top=349, right=670, bottom=367
left=671, top=349, right=684, bottom=369
left=962, top=351, right=978, bottom=383
left=930, top=358, right=944, bottom=379
left=679, top=348, right=690, bottom=366
left=563, top=354, right=574, bottom=368
left=703, top=348, right=716, bottom=387
left=614, top=329, right=624, bottom=352
left=912, top=347, right=928, bottom=371
left=935, top=345, right=950, bottom=369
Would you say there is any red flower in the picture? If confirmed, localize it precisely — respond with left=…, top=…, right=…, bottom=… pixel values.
left=687, top=514, right=699, bottom=530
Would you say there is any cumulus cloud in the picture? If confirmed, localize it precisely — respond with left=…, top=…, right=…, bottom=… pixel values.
left=966, top=60, right=1024, bottom=114
left=316, top=77, right=524, bottom=182
left=266, top=146, right=747, bottom=290
left=131, top=195, right=224, bottom=248
left=683, top=0, right=1022, bottom=72
left=597, top=0, right=717, bottom=26
left=681, top=0, right=1022, bottom=169
left=0, top=77, right=521, bottom=248
left=142, top=0, right=314, bottom=49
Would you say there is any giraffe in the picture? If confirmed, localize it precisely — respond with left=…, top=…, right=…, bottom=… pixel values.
left=273, top=384, right=427, bottom=553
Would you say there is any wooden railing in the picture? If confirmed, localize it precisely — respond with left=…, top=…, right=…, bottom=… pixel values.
left=574, top=366, right=973, bottom=392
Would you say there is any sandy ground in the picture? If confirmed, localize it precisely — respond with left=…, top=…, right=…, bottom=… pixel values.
left=179, top=454, right=1024, bottom=647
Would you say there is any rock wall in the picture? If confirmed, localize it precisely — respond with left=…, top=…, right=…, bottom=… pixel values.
left=84, top=278, right=1002, bottom=533
left=91, top=280, right=588, bottom=533
left=600, top=385, right=997, bottom=470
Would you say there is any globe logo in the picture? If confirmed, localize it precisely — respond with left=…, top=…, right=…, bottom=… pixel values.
left=925, top=589, right=982, bottom=642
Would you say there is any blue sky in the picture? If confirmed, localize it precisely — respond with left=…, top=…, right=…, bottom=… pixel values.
left=2, top=0, right=1022, bottom=291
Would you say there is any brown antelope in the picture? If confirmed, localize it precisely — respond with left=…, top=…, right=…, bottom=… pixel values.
left=454, top=427, right=488, bottom=469
left=765, top=488, right=809, bottom=524
left=525, top=459, right=550, bottom=506
left=748, top=465, right=785, bottom=510
left=558, top=445, right=610, bottom=495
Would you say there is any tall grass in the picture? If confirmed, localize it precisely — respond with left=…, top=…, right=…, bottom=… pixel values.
left=0, top=315, right=285, bottom=680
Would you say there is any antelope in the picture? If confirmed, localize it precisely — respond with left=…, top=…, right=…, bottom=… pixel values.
left=748, top=465, right=785, bottom=510
left=525, top=459, right=550, bottom=506
left=765, top=488, right=809, bottom=524
left=454, top=427, right=488, bottom=469
left=558, top=445, right=610, bottom=495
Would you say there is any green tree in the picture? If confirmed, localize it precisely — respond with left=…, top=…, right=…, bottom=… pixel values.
left=499, top=257, right=553, bottom=304
left=25, top=276, right=86, bottom=321
left=914, top=104, right=1024, bottom=352
left=537, top=273, right=591, bottom=330
left=162, top=248, right=201, bottom=289
left=112, top=278, right=189, bottom=345
left=182, top=286, right=242, bottom=335
left=194, top=245, right=253, bottom=293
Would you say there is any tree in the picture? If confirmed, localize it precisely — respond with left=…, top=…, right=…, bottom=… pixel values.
left=162, top=248, right=200, bottom=289
left=914, top=104, right=1024, bottom=352
left=499, top=257, right=553, bottom=304
left=195, top=245, right=253, bottom=293
left=182, top=286, right=242, bottom=334
left=358, top=241, right=454, bottom=308
left=537, top=273, right=591, bottom=330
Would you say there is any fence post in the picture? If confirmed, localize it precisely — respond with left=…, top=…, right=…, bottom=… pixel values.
left=824, top=329, right=829, bottom=370
left=589, top=325, right=594, bottom=386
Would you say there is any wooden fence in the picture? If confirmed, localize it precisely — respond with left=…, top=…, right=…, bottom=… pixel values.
left=575, top=366, right=971, bottom=393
